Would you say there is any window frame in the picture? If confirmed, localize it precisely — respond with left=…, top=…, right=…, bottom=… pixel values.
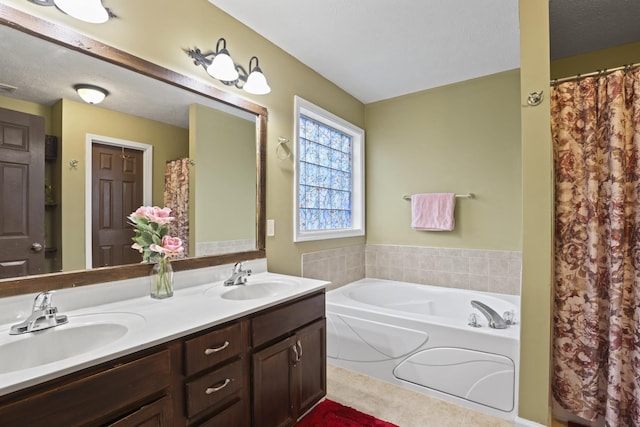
left=293, top=95, right=365, bottom=242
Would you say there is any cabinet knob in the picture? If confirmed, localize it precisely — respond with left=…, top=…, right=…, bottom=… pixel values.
left=204, top=341, right=229, bottom=355
left=205, top=378, right=231, bottom=394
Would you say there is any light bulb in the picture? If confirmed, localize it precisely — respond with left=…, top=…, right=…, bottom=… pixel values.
left=54, top=0, right=109, bottom=24
left=207, top=51, right=239, bottom=82
left=74, top=85, right=108, bottom=104
left=244, top=67, right=271, bottom=95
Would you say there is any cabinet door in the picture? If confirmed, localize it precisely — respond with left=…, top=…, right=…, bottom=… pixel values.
left=252, top=335, right=297, bottom=427
left=107, top=396, right=171, bottom=426
left=296, top=319, right=326, bottom=415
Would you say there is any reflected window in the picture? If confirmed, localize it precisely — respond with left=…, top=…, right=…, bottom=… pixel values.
left=293, top=96, right=364, bottom=242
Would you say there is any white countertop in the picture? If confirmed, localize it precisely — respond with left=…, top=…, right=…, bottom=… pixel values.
left=0, top=259, right=329, bottom=397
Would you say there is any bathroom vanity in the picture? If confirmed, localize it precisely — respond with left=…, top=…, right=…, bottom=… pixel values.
left=0, top=261, right=327, bottom=427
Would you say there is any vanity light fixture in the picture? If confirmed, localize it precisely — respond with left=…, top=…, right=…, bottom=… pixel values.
left=186, top=38, right=271, bottom=95
left=54, top=0, right=108, bottom=23
left=27, top=0, right=110, bottom=24
left=74, top=84, right=109, bottom=104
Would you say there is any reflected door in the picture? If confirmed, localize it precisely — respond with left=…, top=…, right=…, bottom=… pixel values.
left=0, top=107, right=45, bottom=278
left=92, top=143, right=143, bottom=267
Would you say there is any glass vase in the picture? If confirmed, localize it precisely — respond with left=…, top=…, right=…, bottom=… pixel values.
left=150, top=258, right=174, bottom=299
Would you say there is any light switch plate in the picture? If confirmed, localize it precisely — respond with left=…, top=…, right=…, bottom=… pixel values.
left=267, top=219, right=275, bottom=236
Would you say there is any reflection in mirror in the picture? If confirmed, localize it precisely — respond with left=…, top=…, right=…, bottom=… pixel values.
left=190, top=104, right=257, bottom=257
left=0, top=5, right=266, bottom=296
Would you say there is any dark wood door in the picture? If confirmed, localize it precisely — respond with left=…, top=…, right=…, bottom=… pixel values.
left=92, top=143, right=143, bottom=267
left=253, top=335, right=297, bottom=427
left=296, top=319, right=326, bottom=416
left=0, top=107, right=45, bottom=278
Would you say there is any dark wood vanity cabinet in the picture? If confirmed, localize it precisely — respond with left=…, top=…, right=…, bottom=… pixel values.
left=0, top=290, right=326, bottom=427
left=0, top=349, right=173, bottom=427
left=251, top=292, right=327, bottom=427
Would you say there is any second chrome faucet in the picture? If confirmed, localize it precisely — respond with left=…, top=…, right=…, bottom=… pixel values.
left=224, top=262, right=252, bottom=286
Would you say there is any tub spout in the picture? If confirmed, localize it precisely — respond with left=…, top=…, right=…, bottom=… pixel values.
left=470, top=300, right=508, bottom=329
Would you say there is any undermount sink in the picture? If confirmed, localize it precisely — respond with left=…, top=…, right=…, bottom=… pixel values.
left=0, top=312, right=145, bottom=374
left=220, top=279, right=296, bottom=300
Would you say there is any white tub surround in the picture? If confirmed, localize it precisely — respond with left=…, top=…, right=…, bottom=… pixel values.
left=326, top=278, right=520, bottom=420
left=0, top=259, right=329, bottom=397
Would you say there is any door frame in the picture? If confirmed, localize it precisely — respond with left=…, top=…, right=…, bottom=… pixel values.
left=84, top=134, right=153, bottom=269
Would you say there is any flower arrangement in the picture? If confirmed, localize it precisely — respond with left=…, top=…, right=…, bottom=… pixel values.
left=129, top=206, right=184, bottom=298
left=129, top=206, right=184, bottom=262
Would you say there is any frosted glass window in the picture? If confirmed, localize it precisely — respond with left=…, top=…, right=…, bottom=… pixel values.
left=293, top=96, right=364, bottom=242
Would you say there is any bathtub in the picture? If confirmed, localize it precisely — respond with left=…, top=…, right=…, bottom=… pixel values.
left=326, top=278, right=520, bottom=419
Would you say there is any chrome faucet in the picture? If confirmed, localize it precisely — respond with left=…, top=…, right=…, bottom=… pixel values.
left=10, top=291, right=68, bottom=335
left=470, top=300, right=508, bottom=329
left=224, top=262, right=252, bottom=286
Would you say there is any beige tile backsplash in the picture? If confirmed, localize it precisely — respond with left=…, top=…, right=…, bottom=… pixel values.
left=301, top=244, right=521, bottom=295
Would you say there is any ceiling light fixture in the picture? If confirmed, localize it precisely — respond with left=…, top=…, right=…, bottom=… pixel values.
left=74, top=84, right=109, bottom=104
left=53, top=0, right=109, bottom=23
left=186, top=38, right=271, bottom=95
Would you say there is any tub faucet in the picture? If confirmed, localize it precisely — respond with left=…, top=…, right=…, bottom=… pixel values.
left=9, top=291, right=68, bottom=335
left=470, top=300, right=508, bottom=329
left=224, top=262, right=252, bottom=286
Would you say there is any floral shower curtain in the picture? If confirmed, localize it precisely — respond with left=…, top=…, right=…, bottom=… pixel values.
left=552, top=66, right=640, bottom=426
left=164, top=158, right=191, bottom=258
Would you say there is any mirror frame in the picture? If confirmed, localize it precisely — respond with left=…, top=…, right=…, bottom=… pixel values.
left=0, top=4, right=267, bottom=297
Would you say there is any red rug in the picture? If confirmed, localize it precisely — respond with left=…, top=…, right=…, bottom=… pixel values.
left=297, top=399, right=399, bottom=427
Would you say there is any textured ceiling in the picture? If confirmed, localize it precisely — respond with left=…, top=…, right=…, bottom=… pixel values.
left=549, top=0, right=640, bottom=60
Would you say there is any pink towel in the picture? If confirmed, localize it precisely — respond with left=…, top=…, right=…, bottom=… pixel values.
left=411, top=193, right=456, bottom=231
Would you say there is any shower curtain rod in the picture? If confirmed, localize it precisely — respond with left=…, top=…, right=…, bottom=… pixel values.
left=551, top=62, right=640, bottom=85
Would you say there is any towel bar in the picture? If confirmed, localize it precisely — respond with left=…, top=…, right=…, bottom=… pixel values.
left=403, top=193, right=474, bottom=200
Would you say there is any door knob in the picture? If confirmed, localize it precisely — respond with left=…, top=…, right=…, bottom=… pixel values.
left=31, top=243, right=43, bottom=252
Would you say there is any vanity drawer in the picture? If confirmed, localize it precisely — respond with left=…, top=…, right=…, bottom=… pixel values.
left=185, top=359, right=244, bottom=418
left=197, top=397, right=248, bottom=427
left=184, top=321, right=244, bottom=376
left=251, top=291, right=325, bottom=348
left=0, top=349, right=171, bottom=426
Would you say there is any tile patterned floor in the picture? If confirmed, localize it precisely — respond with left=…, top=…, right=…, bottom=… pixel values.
left=326, top=364, right=514, bottom=427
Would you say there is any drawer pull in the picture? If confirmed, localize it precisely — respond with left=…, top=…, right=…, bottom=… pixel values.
left=205, top=378, right=231, bottom=394
left=296, top=339, right=303, bottom=359
left=292, top=343, right=300, bottom=364
left=204, top=341, right=230, bottom=355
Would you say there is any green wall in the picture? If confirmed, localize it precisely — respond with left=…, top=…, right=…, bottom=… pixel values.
left=519, top=0, right=552, bottom=423
left=190, top=104, right=256, bottom=250
left=551, top=40, right=640, bottom=80
left=365, top=70, right=521, bottom=250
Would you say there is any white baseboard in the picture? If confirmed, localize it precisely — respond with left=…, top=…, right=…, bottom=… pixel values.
left=515, top=417, right=547, bottom=427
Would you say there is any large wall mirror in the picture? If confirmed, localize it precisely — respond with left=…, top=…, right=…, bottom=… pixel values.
left=0, top=5, right=266, bottom=297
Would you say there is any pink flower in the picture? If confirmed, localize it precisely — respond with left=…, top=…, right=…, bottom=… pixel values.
left=130, top=206, right=174, bottom=225
left=131, top=242, right=143, bottom=253
left=149, top=236, right=184, bottom=257
left=161, top=235, right=184, bottom=254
